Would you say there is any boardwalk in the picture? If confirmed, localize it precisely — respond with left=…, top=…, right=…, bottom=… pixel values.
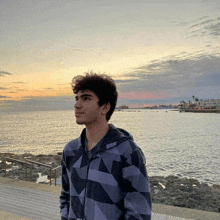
left=0, top=182, right=190, bottom=220
left=1, top=178, right=219, bottom=220
left=0, top=183, right=60, bottom=220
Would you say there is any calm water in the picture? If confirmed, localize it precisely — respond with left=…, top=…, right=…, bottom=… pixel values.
left=1, top=109, right=220, bottom=185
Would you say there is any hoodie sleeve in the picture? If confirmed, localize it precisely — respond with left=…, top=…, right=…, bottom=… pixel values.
left=60, top=150, right=70, bottom=220
left=122, top=146, right=151, bottom=220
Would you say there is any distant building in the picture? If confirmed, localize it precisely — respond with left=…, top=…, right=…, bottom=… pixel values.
left=171, top=104, right=179, bottom=109
left=217, top=99, right=220, bottom=109
left=145, top=104, right=177, bottom=109
left=118, top=105, right=129, bottom=109
left=199, top=99, right=219, bottom=109
left=158, top=104, right=172, bottom=109
left=179, top=99, right=220, bottom=111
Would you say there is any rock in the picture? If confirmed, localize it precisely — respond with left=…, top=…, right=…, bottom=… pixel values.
left=188, top=178, right=200, bottom=186
left=1, top=153, right=220, bottom=213
left=213, top=184, right=220, bottom=190
left=149, top=175, right=220, bottom=213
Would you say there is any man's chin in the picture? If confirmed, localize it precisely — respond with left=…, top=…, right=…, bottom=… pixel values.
left=75, top=120, right=85, bottom=125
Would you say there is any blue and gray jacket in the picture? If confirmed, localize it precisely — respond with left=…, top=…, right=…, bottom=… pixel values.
left=60, top=124, right=151, bottom=220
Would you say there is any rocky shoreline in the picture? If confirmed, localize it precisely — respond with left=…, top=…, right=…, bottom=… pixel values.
left=0, top=153, right=220, bottom=213
left=0, top=153, right=62, bottom=184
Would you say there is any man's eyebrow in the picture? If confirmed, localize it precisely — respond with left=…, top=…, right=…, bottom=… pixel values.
left=81, top=94, right=92, bottom=97
left=75, top=94, right=93, bottom=99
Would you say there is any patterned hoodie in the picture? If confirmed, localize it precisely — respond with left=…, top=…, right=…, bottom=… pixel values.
left=60, top=124, right=151, bottom=220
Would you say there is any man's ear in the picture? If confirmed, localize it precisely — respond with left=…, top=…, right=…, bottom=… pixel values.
left=101, top=103, right=111, bottom=115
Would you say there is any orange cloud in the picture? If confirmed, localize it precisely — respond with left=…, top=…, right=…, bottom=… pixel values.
left=119, top=91, right=167, bottom=100
left=0, top=86, right=72, bottom=101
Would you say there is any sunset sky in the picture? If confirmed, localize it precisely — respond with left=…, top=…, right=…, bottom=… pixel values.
left=1, top=0, right=220, bottom=111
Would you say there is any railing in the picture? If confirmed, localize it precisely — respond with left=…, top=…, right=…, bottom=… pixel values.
left=2, top=156, right=61, bottom=186
left=52, top=165, right=62, bottom=186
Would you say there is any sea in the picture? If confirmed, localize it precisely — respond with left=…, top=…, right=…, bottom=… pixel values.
left=1, top=109, right=220, bottom=186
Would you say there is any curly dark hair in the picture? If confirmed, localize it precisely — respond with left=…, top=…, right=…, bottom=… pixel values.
left=71, top=72, right=118, bottom=121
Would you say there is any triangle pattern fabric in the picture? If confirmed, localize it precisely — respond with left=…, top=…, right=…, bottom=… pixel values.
left=74, top=156, right=82, bottom=168
left=98, top=158, right=109, bottom=173
left=94, top=202, right=107, bottom=220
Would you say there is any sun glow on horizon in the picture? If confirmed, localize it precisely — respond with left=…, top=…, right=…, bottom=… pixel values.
left=119, top=91, right=169, bottom=100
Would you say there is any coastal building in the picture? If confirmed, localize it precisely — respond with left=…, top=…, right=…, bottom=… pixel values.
left=118, top=105, right=129, bottom=109
left=216, top=99, right=220, bottom=109
left=179, top=98, right=220, bottom=112
left=144, top=105, right=177, bottom=109
left=199, top=99, right=219, bottom=109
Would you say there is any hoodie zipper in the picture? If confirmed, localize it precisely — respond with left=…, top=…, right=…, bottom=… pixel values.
left=82, top=153, right=91, bottom=220
left=82, top=151, right=101, bottom=220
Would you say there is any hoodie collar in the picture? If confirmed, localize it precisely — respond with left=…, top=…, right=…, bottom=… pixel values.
left=79, top=124, right=133, bottom=153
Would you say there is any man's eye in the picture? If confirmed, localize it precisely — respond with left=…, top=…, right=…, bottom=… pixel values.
left=84, top=97, right=90, bottom=100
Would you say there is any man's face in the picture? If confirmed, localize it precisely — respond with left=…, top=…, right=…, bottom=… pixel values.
left=74, top=90, right=104, bottom=125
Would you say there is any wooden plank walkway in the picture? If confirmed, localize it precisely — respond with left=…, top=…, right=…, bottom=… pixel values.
left=0, top=183, right=193, bottom=220
left=0, top=183, right=60, bottom=220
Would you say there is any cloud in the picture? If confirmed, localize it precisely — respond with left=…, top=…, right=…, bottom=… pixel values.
left=45, top=87, right=54, bottom=90
left=118, top=51, right=220, bottom=101
left=0, top=87, right=8, bottom=90
left=115, top=79, right=138, bottom=84
left=119, top=91, right=167, bottom=100
left=0, top=71, right=12, bottom=77
left=184, top=72, right=220, bottom=100
left=0, top=95, right=10, bottom=98
left=195, top=72, right=220, bottom=86
left=13, top=82, right=28, bottom=84
left=187, top=16, right=220, bottom=38
left=70, top=47, right=87, bottom=52
left=57, top=83, right=70, bottom=86
left=198, top=16, right=209, bottom=21
left=0, top=96, right=75, bottom=112
left=206, top=22, right=220, bottom=36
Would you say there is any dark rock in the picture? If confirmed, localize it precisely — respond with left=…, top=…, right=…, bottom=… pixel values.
left=149, top=175, right=220, bottom=213
left=1, top=153, right=220, bottom=213
left=213, top=184, right=220, bottom=190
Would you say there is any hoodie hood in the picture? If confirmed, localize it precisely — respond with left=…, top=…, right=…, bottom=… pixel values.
left=107, top=123, right=134, bottom=143
left=79, top=124, right=134, bottom=153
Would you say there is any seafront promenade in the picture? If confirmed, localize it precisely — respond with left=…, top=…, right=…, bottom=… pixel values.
left=1, top=177, right=220, bottom=220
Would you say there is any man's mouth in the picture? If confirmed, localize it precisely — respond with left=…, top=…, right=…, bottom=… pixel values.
left=75, top=112, right=84, bottom=116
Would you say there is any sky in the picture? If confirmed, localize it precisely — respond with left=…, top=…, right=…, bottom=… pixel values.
left=1, top=0, right=220, bottom=111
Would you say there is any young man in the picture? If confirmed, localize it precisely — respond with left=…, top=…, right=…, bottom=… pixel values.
left=60, top=73, right=151, bottom=220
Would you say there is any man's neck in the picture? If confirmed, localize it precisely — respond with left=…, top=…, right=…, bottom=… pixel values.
left=85, top=122, right=109, bottom=151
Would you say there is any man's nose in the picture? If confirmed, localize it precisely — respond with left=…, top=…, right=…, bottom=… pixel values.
left=74, top=100, right=82, bottom=109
